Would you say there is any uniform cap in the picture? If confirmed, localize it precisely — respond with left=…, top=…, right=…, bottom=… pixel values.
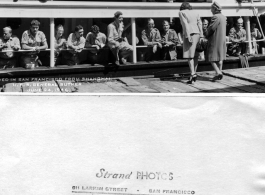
left=211, top=1, right=222, bottom=11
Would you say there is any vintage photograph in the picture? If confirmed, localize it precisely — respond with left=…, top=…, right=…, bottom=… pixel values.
left=0, top=0, right=265, bottom=93
left=1, top=2, right=265, bottom=195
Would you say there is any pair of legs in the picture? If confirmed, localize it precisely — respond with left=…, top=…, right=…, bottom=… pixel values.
left=145, top=46, right=161, bottom=62
left=0, top=58, right=17, bottom=69
left=210, top=61, right=223, bottom=80
left=187, top=56, right=199, bottom=75
left=210, top=61, right=223, bottom=75
left=110, top=42, right=133, bottom=65
left=161, top=47, right=177, bottom=61
left=61, top=52, right=80, bottom=66
left=186, top=56, right=199, bottom=84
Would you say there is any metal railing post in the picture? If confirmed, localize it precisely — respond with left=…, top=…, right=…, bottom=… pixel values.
left=131, top=18, right=137, bottom=63
left=244, top=16, right=252, bottom=54
left=50, top=18, right=55, bottom=68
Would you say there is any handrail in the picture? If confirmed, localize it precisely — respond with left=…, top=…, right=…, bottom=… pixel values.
left=1, top=38, right=265, bottom=54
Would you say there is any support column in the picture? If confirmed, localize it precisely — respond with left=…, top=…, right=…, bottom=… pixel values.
left=244, top=16, right=252, bottom=54
left=131, top=18, right=137, bottom=63
left=169, top=0, right=173, bottom=24
left=50, top=18, right=55, bottom=68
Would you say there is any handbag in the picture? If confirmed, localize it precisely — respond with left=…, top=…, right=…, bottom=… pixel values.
left=196, top=38, right=208, bottom=52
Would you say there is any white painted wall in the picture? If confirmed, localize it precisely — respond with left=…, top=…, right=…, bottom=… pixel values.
left=213, top=0, right=237, bottom=3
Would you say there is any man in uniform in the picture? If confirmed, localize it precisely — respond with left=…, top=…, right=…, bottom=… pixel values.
left=107, top=11, right=133, bottom=65
left=202, top=19, right=209, bottom=37
left=54, top=24, right=67, bottom=65
left=85, top=25, right=107, bottom=65
left=250, top=21, right=262, bottom=54
left=62, top=25, right=86, bottom=66
left=0, top=27, right=21, bottom=69
left=141, top=18, right=162, bottom=61
left=21, top=20, right=48, bottom=68
left=160, top=20, right=179, bottom=60
left=227, top=17, right=246, bottom=56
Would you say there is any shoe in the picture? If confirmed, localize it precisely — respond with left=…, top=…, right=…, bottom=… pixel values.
left=186, top=74, right=197, bottom=84
left=212, top=74, right=223, bottom=81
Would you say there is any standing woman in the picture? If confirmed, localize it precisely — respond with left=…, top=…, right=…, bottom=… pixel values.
left=179, top=2, right=203, bottom=84
left=205, top=2, right=226, bottom=80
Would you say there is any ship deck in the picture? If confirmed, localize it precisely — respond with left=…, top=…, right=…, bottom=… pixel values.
left=3, top=66, right=265, bottom=93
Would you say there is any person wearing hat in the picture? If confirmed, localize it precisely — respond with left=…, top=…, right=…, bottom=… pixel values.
left=107, top=11, right=133, bottom=65
left=179, top=2, right=203, bottom=84
left=85, top=25, right=107, bottom=65
left=21, top=19, right=48, bottom=68
left=205, top=1, right=226, bottom=80
left=227, top=17, right=246, bottom=56
left=0, top=26, right=21, bottom=69
left=141, top=18, right=162, bottom=62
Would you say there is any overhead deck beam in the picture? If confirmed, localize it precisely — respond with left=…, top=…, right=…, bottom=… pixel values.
left=0, top=1, right=258, bottom=18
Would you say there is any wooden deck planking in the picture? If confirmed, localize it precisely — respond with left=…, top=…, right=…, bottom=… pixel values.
left=77, top=82, right=118, bottom=93
left=136, top=78, right=169, bottom=93
left=118, top=77, right=159, bottom=93
left=3, top=66, right=265, bottom=93
left=21, top=82, right=43, bottom=93
left=56, top=80, right=79, bottom=93
left=227, top=69, right=265, bottom=79
left=176, top=76, right=225, bottom=92
left=39, top=81, right=61, bottom=93
left=160, top=79, right=201, bottom=93
left=148, top=81, right=185, bottom=93
left=105, top=81, right=139, bottom=93
left=118, top=77, right=142, bottom=86
left=223, top=69, right=265, bottom=84
left=192, top=80, right=228, bottom=93
left=2, top=83, right=22, bottom=92
left=196, top=77, right=244, bottom=93
left=128, top=85, right=159, bottom=93
left=197, top=73, right=252, bottom=93
left=198, top=72, right=265, bottom=93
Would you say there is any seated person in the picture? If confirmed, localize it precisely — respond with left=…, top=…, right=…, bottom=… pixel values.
left=21, top=20, right=48, bottom=68
left=160, top=20, right=179, bottom=60
left=54, top=25, right=67, bottom=65
left=62, top=25, right=85, bottom=66
left=85, top=25, right=107, bottom=65
left=227, top=17, right=246, bottom=56
left=199, top=19, right=209, bottom=60
left=250, top=21, right=262, bottom=54
left=0, top=26, right=21, bottom=69
left=141, top=18, right=162, bottom=61
left=202, top=19, right=209, bottom=37
left=107, top=11, right=133, bottom=65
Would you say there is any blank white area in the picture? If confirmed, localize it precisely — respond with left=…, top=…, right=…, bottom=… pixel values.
left=0, top=96, right=265, bottom=195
